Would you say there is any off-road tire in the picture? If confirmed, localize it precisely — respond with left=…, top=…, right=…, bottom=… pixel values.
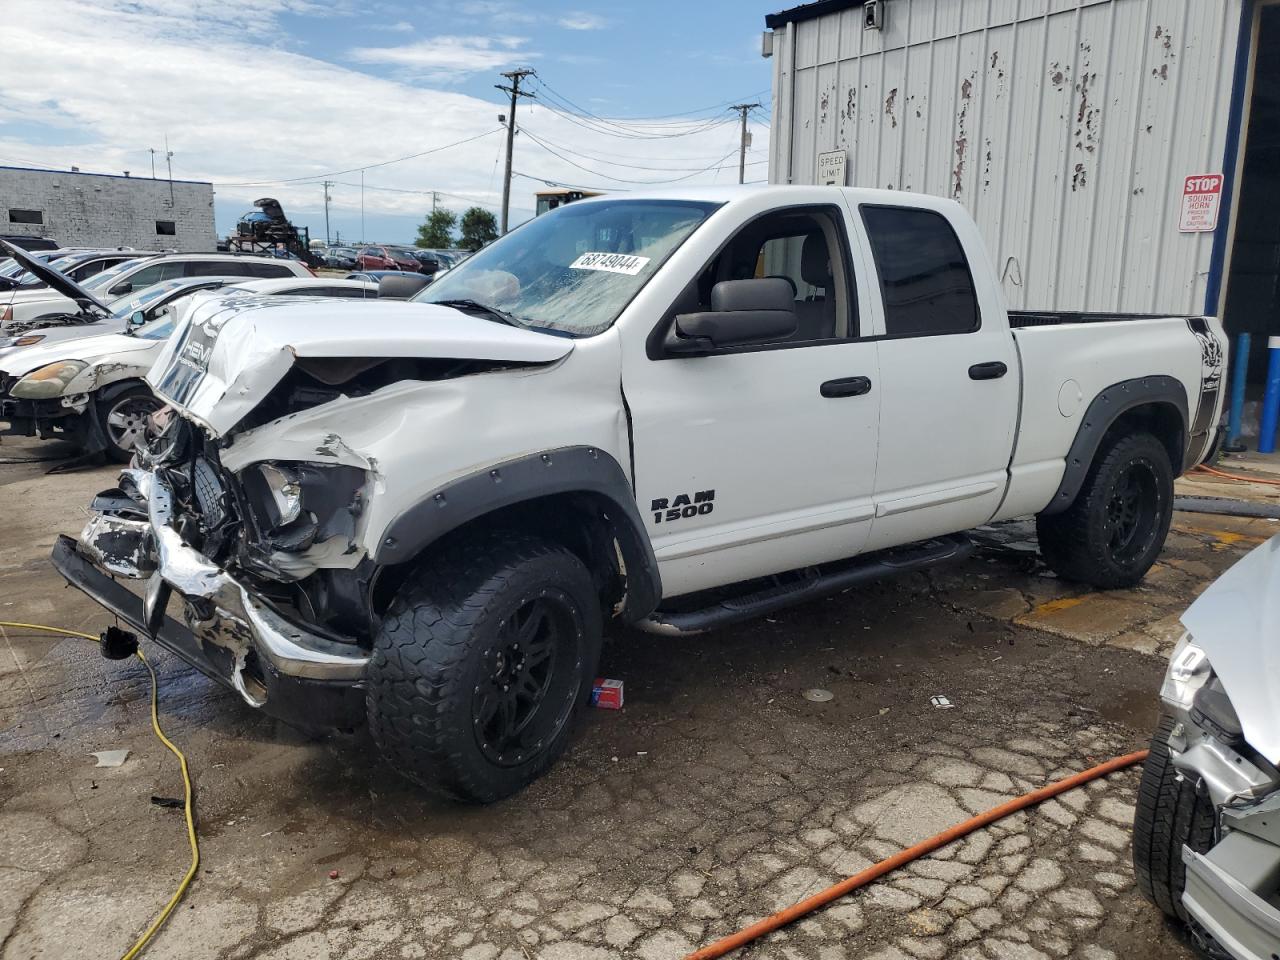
left=96, top=383, right=162, bottom=463
left=367, top=531, right=602, bottom=804
left=1133, top=713, right=1217, bottom=922
left=1036, top=430, right=1173, bottom=588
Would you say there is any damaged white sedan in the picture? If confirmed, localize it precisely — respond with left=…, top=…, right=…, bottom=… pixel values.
left=0, top=253, right=378, bottom=461
left=1134, top=535, right=1280, bottom=960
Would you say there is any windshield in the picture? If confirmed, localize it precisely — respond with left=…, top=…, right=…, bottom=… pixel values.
left=414, top=199, right=719, bottom=336
left=110, top=279, right=192, bottom=319
left=83, top=258, right=145, bottom=291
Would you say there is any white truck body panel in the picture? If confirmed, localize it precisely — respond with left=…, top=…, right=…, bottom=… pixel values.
left=123, top=185, right=1222, bottom=602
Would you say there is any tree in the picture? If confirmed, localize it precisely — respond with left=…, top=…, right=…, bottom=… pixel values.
left=416, top=209, right=456, bottom=249
left=459, top=207, right=498, bottom=252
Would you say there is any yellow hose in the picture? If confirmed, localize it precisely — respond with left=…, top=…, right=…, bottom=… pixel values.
left=0, top=621, right=199, bottom=960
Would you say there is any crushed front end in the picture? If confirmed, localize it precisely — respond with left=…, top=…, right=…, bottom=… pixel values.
left=52, top=413, right=372, bottom=729
left=1159, top=634, right=1280, bottom=960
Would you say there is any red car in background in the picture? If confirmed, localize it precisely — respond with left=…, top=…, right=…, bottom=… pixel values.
left=356, top=245, right=423, bottom=272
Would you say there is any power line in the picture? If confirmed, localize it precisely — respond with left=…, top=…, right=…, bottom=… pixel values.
left=521, top=129, right=740, bottom=185
left=516, top=128, right=769, bottom=169
left=210, top=128, right=504, bottom=187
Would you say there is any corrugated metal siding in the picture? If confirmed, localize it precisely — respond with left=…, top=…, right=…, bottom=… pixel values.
left=769, top=0, right=1244, bottom=314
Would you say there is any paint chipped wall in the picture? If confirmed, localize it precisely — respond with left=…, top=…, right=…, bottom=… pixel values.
left=769, top=0, right=1244, bottom=315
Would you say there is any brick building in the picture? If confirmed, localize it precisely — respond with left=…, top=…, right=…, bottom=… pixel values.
left=0, top=165, right=216, bottom=253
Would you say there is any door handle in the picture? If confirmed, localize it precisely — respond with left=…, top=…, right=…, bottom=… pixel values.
left=820, top=376, right=872, bottom=398
left=968, top=361, right=1008, bottom=380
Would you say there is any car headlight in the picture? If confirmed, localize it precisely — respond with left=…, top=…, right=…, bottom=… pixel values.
left=257, top=463, right=303, bottom=528
left=241, top=461, right=367, bottom=554
left=1161, top=634, right=1211, bottom=709
left=10, top=360, right=88, bottom=399
left=0, top=334, right=45, bottom=349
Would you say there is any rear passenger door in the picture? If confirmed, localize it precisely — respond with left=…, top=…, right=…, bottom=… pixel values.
left=854, top=203, right=1018, bottom=551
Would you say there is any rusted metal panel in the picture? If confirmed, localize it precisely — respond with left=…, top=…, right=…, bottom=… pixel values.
left=770, top=0, right=1246, bottom=315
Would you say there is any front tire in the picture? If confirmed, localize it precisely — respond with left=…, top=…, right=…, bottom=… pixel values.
left=367, top=531, right=602, bottom=803
left=1133, top=713, right=1216, bottom=922
left=1036, top=430, right=1173, bottom=588
left=96, top=384, right=163, bottom=463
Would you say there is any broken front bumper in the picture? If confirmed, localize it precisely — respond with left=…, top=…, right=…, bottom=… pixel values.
left=51, top=469, right=368, bottom=729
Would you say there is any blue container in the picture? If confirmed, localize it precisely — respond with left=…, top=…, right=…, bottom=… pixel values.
left=1226, top=332, right=1251, bottom=448
left=1259, top=337, right=1280, bottom=455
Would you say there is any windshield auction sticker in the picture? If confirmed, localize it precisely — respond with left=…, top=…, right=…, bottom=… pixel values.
left=569, top=252, right=651, bottom=276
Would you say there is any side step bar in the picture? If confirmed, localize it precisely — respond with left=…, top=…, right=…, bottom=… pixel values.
left=637, top=535, right=973, bottom=636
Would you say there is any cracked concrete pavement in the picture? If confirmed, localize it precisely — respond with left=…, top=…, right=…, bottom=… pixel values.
left=2, top=434, right=1276, bottom=960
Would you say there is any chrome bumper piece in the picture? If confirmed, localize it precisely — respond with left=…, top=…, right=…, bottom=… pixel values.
left=73, top=468, right=368, bottom=709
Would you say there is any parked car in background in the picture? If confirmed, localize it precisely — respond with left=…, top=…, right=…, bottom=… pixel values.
left=409, top=250, right=441, bottom=274
left=0, top=250, right=313, bottom=330
left=0, top=270, right=379, bottom=460
left=356, top=245, right=422, bottom=272
left=53, top=185, right=1227, bottom=803
left=0, top=274, right=240, bottom=360
left=0, top=234, right=58, bottom=252
left=324, top=246, right=359, bottom=270
left=12, top=249, right=154, bottom=289
left=1134, top=535, right=1280, bottom=960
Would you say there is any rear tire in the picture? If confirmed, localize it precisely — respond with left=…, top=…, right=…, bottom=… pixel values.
left=367, top=531, right=602, bottom=803
left=1036, top=431, right=1173, bottom=588
left=1133, top=713, right=1217, bottom=922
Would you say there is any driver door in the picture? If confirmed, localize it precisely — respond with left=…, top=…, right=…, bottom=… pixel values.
left=621, top=204, right=881, bottom=599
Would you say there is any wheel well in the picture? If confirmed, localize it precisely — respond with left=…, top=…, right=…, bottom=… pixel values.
left=371, top=491, right=641, bottom=620
left=1101, top=402, right=1185, bottom=474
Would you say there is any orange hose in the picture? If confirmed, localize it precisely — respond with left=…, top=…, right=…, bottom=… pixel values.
left=1193, top=464, right=1280, bottom=487
left=684, top=749, right=1149, bottom=960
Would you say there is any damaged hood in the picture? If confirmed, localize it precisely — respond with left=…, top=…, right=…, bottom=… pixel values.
left=1180, top=534, right=1280, bottom=764
left=147, top=294, right=575, bottom=435
left=0, top=331, right=154, bottom=378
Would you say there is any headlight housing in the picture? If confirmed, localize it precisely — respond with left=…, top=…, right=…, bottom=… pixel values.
left=0, top=334, right=45, bottom=349
left=1161, top=634, right=1212, bottom=709
left=10, top=360, right=87, bottom=399
left=241, top=461, right=367, bottom=555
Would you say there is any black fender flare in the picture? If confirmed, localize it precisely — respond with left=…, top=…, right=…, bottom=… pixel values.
left=1041, top=375, right=1189, bottom=516
left=373, top=446, right=662, bottom=619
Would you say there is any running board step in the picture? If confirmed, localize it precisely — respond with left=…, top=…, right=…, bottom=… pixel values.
left=637, top=535, right=974, bottom=636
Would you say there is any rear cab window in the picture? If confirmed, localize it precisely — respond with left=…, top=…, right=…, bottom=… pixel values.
left=860, top=205, right=979, bottom=337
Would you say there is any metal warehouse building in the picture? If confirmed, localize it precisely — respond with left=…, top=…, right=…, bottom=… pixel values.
left=0, top=165, right=216, bottom=253
left=764, top=0, right=1279, bottom=379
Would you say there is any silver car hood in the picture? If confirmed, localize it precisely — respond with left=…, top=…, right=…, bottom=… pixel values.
left=1181, top=534, right=1280, bottom=764
left=147, top=294, right=574, bottom=436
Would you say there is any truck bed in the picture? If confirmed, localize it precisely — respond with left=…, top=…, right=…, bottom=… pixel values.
left=1008, top=311, right=1197, bottom=328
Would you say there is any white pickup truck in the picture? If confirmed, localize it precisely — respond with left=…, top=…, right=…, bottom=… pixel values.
left=52, top=186, right=1227, bottom=802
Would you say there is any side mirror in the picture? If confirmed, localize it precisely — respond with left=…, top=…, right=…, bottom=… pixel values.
left=110, top=281, right=133, bottom=296
left=128, top=310, right=147, bottom=328
left=666, top=278, right=798, bottom=355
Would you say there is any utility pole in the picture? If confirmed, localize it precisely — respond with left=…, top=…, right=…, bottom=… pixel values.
left=496, top=68, right=536, bottom=235
left=432, top=191, right=439, bottom=213
left=360, top=169, right=365, bottom=243
left=148, top=148, right=157, bottom=179
left=164, top=134, right=175, bottom=205
left=730, top=103, right=760, bottom=185
left=323, top=180, right=333, bottom=245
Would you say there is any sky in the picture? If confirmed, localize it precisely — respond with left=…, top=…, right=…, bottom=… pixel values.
left=0, top=0, right=777, bottom=245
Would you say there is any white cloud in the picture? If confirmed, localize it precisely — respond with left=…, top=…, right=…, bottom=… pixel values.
left=558, top=12, right=607, bottom=30
left=0, top=0, right=771, bottom=238
left=348, top=35, right=536, bottom=80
